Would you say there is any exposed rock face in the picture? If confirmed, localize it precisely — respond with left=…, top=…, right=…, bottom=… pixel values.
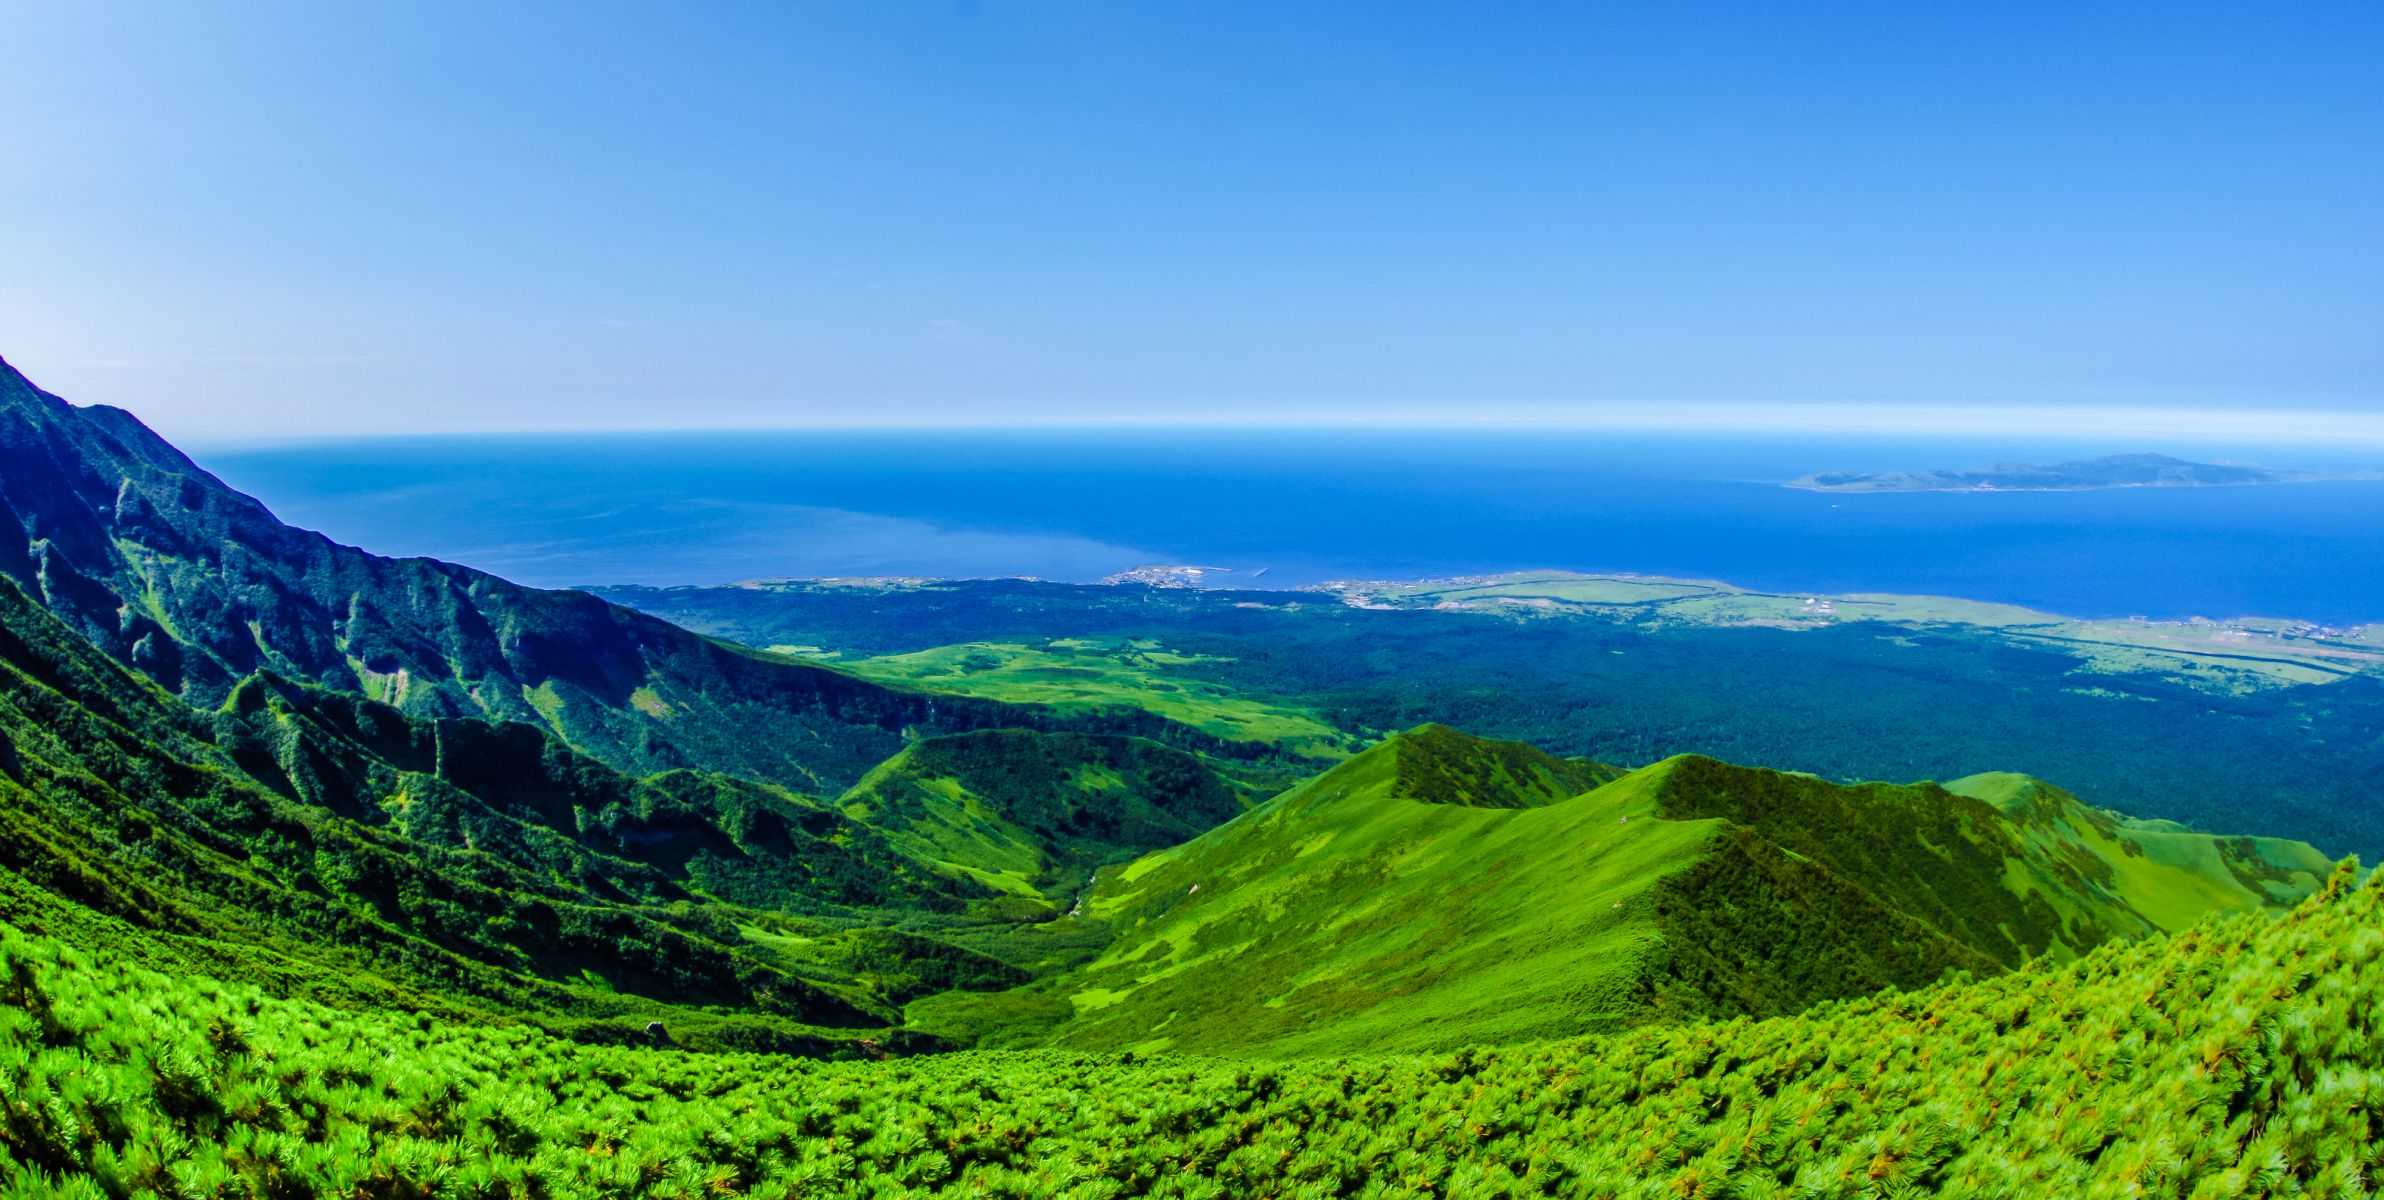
left=0, top=355, right=1036, bottom=792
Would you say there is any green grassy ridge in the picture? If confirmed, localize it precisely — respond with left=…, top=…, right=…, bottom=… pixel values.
left=1641, top=755, right=2320, bottom=965
left=1385, top=721, right=1622, bottom=806
left=941, top=728, right=2331, bottom=1055
left=961, top=732, right=1977, bottom=1054
left=3, top=861, right=2379, bottom=1197
left=836, top=730, right=1243, bottom=914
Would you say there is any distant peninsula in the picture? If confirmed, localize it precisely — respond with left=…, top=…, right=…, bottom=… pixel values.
left=1788, top=452, right=2375, bottom=494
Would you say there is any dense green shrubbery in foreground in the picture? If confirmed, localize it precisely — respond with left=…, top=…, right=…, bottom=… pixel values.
left=5, top=861, right=2379, bottom=1199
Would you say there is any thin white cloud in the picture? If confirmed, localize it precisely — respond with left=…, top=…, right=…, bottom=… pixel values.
left=209, top=353, right=390, bottom=369
left=1314, top=401, right=2384, bottom=444
left=422, top=399, right=2384, bottom=444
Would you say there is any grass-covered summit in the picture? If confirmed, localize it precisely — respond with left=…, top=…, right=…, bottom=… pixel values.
left=950, top=726, right=2330, bottom=1055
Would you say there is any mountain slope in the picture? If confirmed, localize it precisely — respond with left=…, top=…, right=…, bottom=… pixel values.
left=968, top=726, right=2331, bottom=1055
left=1643, top=755, right=2325, bottom=959
left=836, top=729, right=1243, bottom=914
left=1944, top=770, right=2330, bottom=930
left=0, top=569, right=1040, bottom=1043
left=0, top=356, right=1105, bottom=793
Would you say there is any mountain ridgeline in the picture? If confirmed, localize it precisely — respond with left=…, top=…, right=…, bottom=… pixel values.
left=0, top=564, right=1020, bottom=1041
left=0, top=356, right=1260, bottom=795
left=924, top=726, right=2331, bottom=1055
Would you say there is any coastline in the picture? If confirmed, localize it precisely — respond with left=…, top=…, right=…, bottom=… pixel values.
left=620, top=568, right=2384, bottom=693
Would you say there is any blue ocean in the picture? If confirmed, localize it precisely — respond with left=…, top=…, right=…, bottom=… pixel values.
left=185, top=431, right=2384, bottom=625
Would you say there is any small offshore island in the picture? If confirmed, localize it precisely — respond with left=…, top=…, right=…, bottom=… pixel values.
left=1789, top=451, right=2376, bottom=493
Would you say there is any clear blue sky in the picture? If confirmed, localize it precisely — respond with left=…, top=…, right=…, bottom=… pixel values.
left=3, top=2, right=2379, bottom=439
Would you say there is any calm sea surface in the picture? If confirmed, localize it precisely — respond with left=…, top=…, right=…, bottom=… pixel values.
left=186, top=431, right=2384, bottom=625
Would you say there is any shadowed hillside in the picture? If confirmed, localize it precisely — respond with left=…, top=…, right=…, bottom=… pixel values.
left=838, top=729, right=1242, bottom=916
left=0, top=569, right=1035, bottom=1045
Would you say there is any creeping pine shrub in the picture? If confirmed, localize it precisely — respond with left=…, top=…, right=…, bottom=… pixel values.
left=1, top=859, right=2381, bottom=1197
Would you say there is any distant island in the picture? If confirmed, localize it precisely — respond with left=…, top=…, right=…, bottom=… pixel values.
left=1788, top=452, right=2376, bottom=493
left=1102, top=563, right=1237, bottom=588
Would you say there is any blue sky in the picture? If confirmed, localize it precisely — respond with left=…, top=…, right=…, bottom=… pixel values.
left=2, top=2, right=2379, bottom=439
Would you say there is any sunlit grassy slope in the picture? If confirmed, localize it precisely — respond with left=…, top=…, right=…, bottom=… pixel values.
left=1945, top=771, right=2334, bottom=931
left=1001, top=729, right=1719, bottom=1055
left=816, top=639, right=1357, bottom=758
left=928, top=726, right=2332, bottom=1056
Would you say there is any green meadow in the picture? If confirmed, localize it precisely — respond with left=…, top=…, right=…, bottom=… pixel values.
left=818, top=639, right=1358, bottom=759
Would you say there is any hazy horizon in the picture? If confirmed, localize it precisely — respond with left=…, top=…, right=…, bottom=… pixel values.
left=151, top=402, right=2384, bottom=447
left=183, top=426, right=2384, bottom=625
